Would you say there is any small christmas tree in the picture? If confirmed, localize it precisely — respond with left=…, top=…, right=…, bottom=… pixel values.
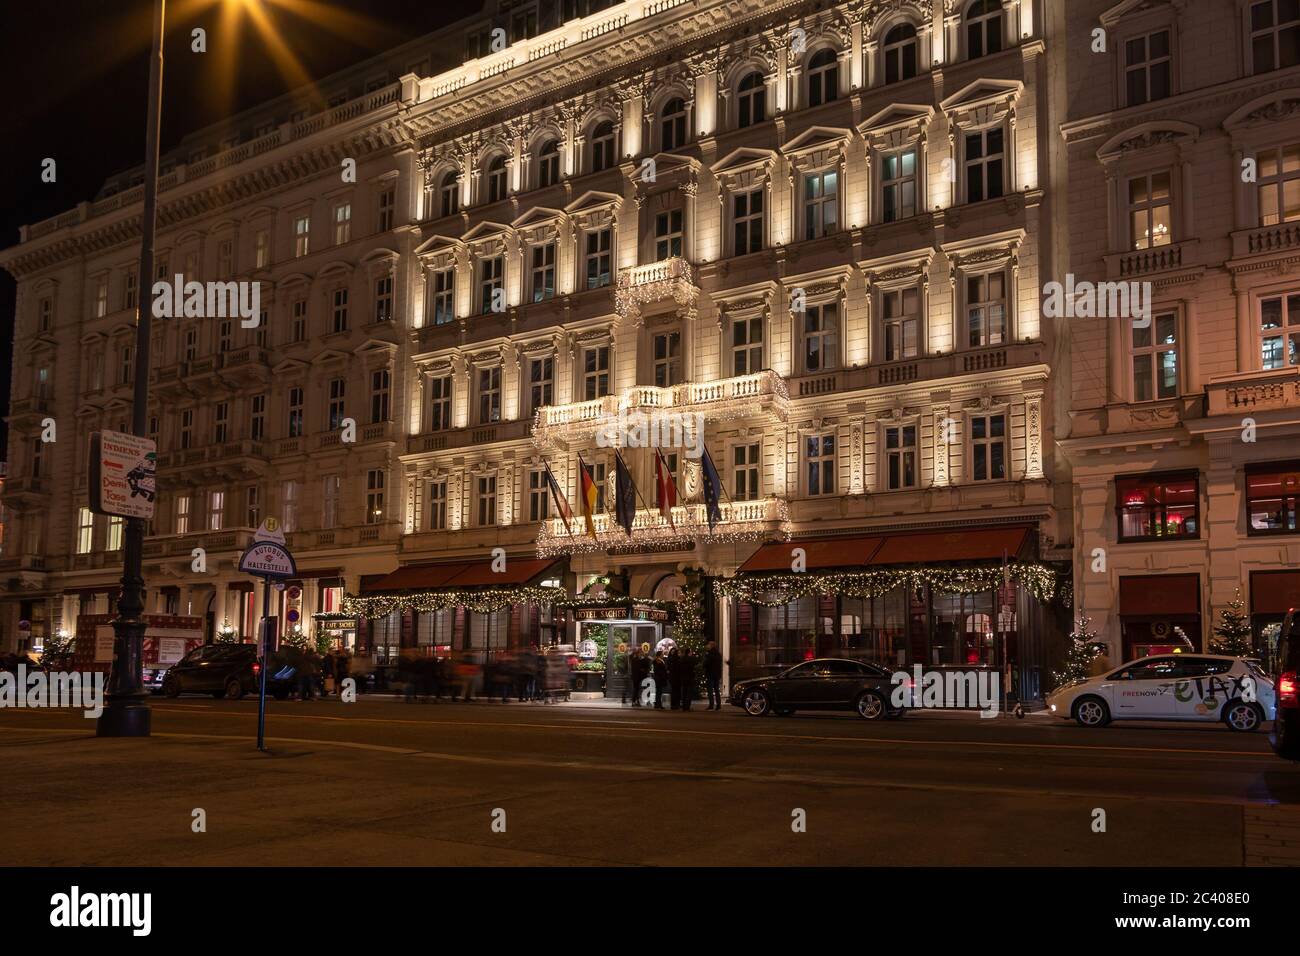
left=1209, top=590, right=1253, bottom=656
left=1053, top=614, right=1103, bottom=687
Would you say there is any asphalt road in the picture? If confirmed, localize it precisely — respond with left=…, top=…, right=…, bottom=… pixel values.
left=3, top=694, right=1299, bottom=866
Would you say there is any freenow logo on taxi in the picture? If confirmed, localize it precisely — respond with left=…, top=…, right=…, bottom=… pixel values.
left=50, top=886, right=151, bottom=936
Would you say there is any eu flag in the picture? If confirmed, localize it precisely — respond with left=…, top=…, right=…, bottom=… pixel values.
left=701, top=447, right=723, bottom=530
left=614, top=452, right=638, bottom=537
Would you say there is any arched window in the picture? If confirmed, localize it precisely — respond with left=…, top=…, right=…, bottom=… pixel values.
left=661, top=97, right=687, bottom=151
left=737, top=71, right=766, bottom=128
left=883, top=24, right=919, bottom=84
left=807, top=48, right=839, bottom=107
left=486, top=155, right=507, bottom=203
left=440, top=171, right=459, bottom=217
left=965, top=0, right=1003, bottom=59
left=591, top=121, right=615, bottom=172
left=538, top=139, right=560, bottom=188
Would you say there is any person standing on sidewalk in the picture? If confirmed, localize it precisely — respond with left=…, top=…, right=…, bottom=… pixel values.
left=677, top=645, right=697, bottom=711
left=703, top=641, right=723, bottom=711
left=666, top=646, right=681, bottom=710
left=652, top=651, right=668, bottom=709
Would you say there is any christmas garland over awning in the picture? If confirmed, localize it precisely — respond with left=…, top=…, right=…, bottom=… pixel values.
left=715, top=561, right=1069, bottom=607
left=342, top=587, right=681, bottom=619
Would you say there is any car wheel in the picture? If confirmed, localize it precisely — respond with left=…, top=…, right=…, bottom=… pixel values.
left=162, top=674, right=181, bottom=698
left=224, top=678, right=245, bottom=700
left=856, top=691, right=886, bottom=720
left=1223, top=699, right=1263, bottom=732
left=1073, top=695, right=1110, bottom=727
left=774, top=708, right=795, bottom=717
left=742, top=688, right=770, bottom=716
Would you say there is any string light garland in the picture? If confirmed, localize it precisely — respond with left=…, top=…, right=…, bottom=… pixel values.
left=715, top=561, right=1067, bottom=607
left=341, top=587, right=684, bottom=621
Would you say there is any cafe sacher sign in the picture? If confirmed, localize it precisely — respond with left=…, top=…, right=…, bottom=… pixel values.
left=88, top=430, right=157, bottom=520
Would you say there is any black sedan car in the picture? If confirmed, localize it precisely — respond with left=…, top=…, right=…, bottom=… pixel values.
left=162, top=643, right=294, bottom=700
left=729, top=658, right=905, bottom=719
left=1272, top=609, right=1300, bottom=759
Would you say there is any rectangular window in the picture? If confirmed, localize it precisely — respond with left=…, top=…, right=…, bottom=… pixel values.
left=245, top=486, right=260, bottom=528
left=292, top=299, right=307, bottom=342
left=585, top=228, right=612, bottom=289
left=1258, top=143, right=1300, bottom=226
left=180, top=409, right=194, bottom=449
left=1251, top=0, right=1300, bottom=73
left=214, top=401, right=229, bottom=444
left=734, top=442, right=760, bottom=501
left=803, top=303, right=838, bottom=373
left=431, top=269, right=455, bottom=324
left=328, top=378, right=347, bottom=430
left=967, top=273, right=1006, bottom=347
left=529, top=468, right=550, bottom=522
left=531, top=243, right=556, bottom=302
left=322, top=475, right=340, bottom=528
left=288, top=387, right=304, bottom=438
left=120, top=346, right=133, bottom=385
left=281, top=480, right=298, bottom=533
left=332, top=288, right=349, bottom=333
left=1259, top=292, right=1300, bottom=369
left=733, top=189, right=764, bottom=254
left=294, top=215, right=310, bottom=257
left=77, top=507, right=94, bottom=554
left=209, top=490, right=225, bottom=532
left=1246, top=463, right=1300, bottom=534
left=732, top=316, right=764, bottom=376
left=255, top=229, right=270, bottom=269
left=251, top=394, right=266, bottom=440
left=38, top=296, right=52, bottom=332
left=334, top=203, right=352, bottom=245
left=175, top=496, right=191, bottom=535
left=653, top=330, right=683, bottom=387
left=1132, top=311, right=1178, bottom=400
left=964, top=127, right=1004, bottom=203
left=883, top=288, right=920, bottom=361
left=1125, top=29, right=1172, bottom=105
left=1116, top=471, right=1199, bottom=541
left=882, top=149, right=917, bottom=223
left=219, top=319, right=233, bottom=353
left=477, top=475, right=497, bottom=526
left=970, top=414, right=1007, bottom=482
left=377, top=186, right=395, bottom=232
left=479, top=256, right=504, bottom=314
left=217, top=239, right=234, bottom=278
left=803, top=170, right=839, bottom=240
left=370, top=368, right=391, bottom=423
left=655, top=210, right=683, bottom=260
left=478, top=366, right=501, bottom=424
left=107, top=516, right=123, bottom=552
left=1129, top=171, right=1172, bottom=249
left=374, top=273, right=393, bottom=323
left=529, top=356, right=554, bottom=414
left=124, top=269, right=137, bottom=310
left=95, top=275, right=108, bottom=317
left=427, top=480, right=448, bottom=531
left=184, top=328, right=197, bottom=361
left=366, top=469, right=385, bottom=524
left=885, top=425, right=918, bottom=490
left=428, top=375, right=452, bottom=431
left=805, top=434, right=836, bottom=496
left=583, top=346, right=610, bottom=400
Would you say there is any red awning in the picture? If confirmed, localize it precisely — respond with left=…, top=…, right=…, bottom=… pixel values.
left=362, top=557, right=562, bottom=593
left=738, top=536, right=885, bottom=572
left=1250, top=570, right=1300, bottom=615
left=1119, top=574, right=1200, bottom=617
left=867, top=526, right=1032, bottom=565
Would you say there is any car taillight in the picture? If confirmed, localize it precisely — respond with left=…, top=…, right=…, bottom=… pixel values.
left=1279, top=671, right=1298, bottom=708
left=253, top=663, right=261, bottom=675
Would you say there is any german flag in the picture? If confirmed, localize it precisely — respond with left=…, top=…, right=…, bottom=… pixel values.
left=577, top=455, right=599, bottom=540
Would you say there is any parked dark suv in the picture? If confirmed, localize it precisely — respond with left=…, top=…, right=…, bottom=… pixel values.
left=162, top=644, right=291, bottom=700
left=729, top=658, right=906, bottom=719
left=1272, top=609, right=1300, bottom=759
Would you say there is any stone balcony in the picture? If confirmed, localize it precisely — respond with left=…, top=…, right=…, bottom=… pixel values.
left=9, top=395, right=52, bottom=426
left=536, top=495, right=789, bottom=556
left=532, top=369, right=788, bottom=447
left=1104, top=238, right=1200, bottom=280
left=615, top=257, right=700, bottom=323
left=790, top=341, right=1046, bottom=397
left=1205, top=367, right=1300, bottom=416
left=1231, top=222, right=1300, bottom=260
left=157, top=439, right=269, bottom=478
left=405, top=418, right=531, bottom=456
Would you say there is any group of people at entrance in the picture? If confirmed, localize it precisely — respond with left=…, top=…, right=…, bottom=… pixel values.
left=396, top=647, right=570, bottom=703
left=626, top=641, right=724, bottom=711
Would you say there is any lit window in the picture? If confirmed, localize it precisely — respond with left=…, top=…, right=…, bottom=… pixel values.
left=334, top=203, right=352, bottom=245
left=1128, top=171, right=1172, bottom=249
left=1116, top=472, right=1199, bottom=541
left=1132, top=312, right=1178, bottom=401
left=966, top=273, right=1006, bottom=347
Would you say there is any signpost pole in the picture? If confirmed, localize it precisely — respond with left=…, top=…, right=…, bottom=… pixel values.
left=257, top=575, right=271, bottom=752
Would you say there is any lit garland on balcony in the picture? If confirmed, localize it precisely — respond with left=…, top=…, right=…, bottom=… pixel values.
left=341, top=588, right=688, bottom=621
left=715, top=561, right=1067, bottom=607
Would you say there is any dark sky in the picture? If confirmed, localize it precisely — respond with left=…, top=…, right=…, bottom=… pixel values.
left=0, top=0, right=483, bottom=457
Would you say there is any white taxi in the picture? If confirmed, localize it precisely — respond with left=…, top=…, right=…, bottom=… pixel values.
left=1046, top=654, right=1275, bottom=731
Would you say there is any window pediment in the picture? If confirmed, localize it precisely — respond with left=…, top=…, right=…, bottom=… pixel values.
left=711, top=148, right=779, bottom=192
left=858, top=106, right=932, bottom=150
left=941, top=80, right=1022, bottom=130
left=1097, top=121, right=1198, bottom=163
left=782, top=126, right=854, bottom=168
left=1099, top=0, right=1177, bottom=29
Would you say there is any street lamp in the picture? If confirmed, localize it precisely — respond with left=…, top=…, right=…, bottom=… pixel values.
left=97, top=0, right=168, bottom=738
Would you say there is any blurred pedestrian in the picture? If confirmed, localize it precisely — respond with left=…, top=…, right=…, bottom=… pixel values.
left=676, top=645, right=697, bottom=711
left=667, top=646, right=681, bottom=710
left=652, top=651, right=668, bottom=709
left=703, top=641, right=723, bottom=711
left=630, top=648, right=651, bottom=707
left=399, top=647, right=420, bottom=702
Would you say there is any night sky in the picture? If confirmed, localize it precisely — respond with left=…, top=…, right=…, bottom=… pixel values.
left=0, top=0, right=482, bottom=457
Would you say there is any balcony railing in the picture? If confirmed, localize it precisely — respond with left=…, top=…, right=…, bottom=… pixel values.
left=1233, top=222, right=1300, bottom=259
left=1205, top=367, right=1300, bottom=416
left=536, top=496, right=789, bottom=556
left=1105, top=239, right=1195, bottom=279
left=615, top=257, right=700, bottom=322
